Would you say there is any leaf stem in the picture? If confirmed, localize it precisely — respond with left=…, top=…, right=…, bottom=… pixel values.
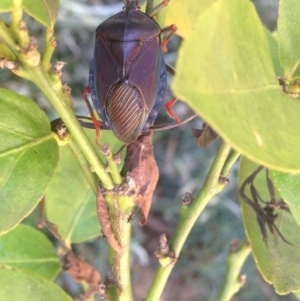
left=42, top=28, right=56, bottom=70
left=0, top=20, right=17, bottom=51
left=97, top=188, right=135, bottom=300
left=222, top=150, right=240, bottom=177
left=107, top=219, right=134, bottom=301
left=145, top=0, right=154, bottom=15
left=68, top=138, right=98, bottom=195
left=101, top=144, right=123, bottom=185
left=21, top=64, right=114, bottom=189
left=216, top=240, right=251, bottom=301
left=145, top=141, right=233, bottom=301
left=11, top=1, right=30, bottom=49
left=145, top=0, right=168, bottom=26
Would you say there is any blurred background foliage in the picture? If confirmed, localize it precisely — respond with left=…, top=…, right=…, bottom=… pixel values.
left=1, top=0, right=298, bottom=300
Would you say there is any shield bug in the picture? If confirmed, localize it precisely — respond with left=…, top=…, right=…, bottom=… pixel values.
left=83, top=0, right=179, bottom=144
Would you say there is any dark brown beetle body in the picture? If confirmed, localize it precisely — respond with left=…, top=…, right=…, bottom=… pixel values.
left=88, top=1, right=167, bottom=143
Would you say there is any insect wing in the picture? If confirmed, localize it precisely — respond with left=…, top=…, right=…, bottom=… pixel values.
left=129, top=36, right=166, bottom=130
left=93, top=37, right=119, bottom=119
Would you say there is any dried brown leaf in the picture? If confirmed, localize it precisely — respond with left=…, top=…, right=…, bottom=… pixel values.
left=62, top=250, right=101, bottom=300
left=123, top=131, right=159, bottom=225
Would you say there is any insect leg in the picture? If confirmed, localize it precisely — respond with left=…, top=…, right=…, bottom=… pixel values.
left=148, top=0, right=170, bottom=18
left=165, top=97, right=181, bottom=124
left=160, top=24, right=178, bottom=53
left=83, top=86, right=101, bottom=144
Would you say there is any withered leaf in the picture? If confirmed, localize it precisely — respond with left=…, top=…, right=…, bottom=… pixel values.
left=63, top=250, right=101, bottom=301
left=123, top=131, right=159, bottom=225
left=192, top=122, right=219, bottom=147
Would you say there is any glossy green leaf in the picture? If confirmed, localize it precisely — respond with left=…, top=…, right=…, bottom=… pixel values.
left=22, top=0, right=59, bottom=28
left=265, top=29, right=283, bottom=78
left=278, top=0, right=300, bottom=81
left=46, top=142, right=99, bottom=245
left=0, top=224, right=60, bottom=279
left=0, top=0, right=13, bottom=12
left=238, top=158, right=300, bottom=294
left=172, top=0, right=300, bottom=172
left=0, top=265, right=72, bottom=301
left=46, top=129, right=122, bottom=245
left=166, top=0, right=216, bottom=38
left=0, top=89, right=59, bottom=235
left=270, top=171, right=300, bottom=226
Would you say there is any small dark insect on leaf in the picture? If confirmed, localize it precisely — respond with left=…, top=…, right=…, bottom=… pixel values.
left=126, top=206, right=141, bottom=223
left=239, top=166, right=293, bottom=246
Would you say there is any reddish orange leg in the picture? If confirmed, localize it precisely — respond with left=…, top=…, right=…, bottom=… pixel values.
left=166, top=97, right=181, bottom=124
left=83, top=86, right=101, bottom=145
left=161, top=24, right=177, bottom=53
left=147, top=0, right=177, bottom=53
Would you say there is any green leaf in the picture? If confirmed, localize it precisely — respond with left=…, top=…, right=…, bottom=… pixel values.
left=265, top=29, right=283, bottom=78
left=0, top=265, right=72, bottom=301
left=238, top=158, right=300, bottom=294
left=0, top=224, right=60, bottom=279
left=46, top=129, right=122, bottom=245
left=270, top=171, right=300, bottom=226
left=46, top=142, right=99, bottom=245
left=166, top=0, right=217, bottom=38
left=0, top=89, right=59, bottom=235
left=278, top=0, right=300, bottom=81
left=22, top=0, right=59, bottom=28
left=0, top=0, right=14, bottom=12
left=294, top=291, right=300, bottom=300
left=172, top=0, right=300, bottom=172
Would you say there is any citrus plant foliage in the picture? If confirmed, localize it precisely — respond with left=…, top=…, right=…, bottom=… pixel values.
left=1, top=0, right=300, bottom=300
